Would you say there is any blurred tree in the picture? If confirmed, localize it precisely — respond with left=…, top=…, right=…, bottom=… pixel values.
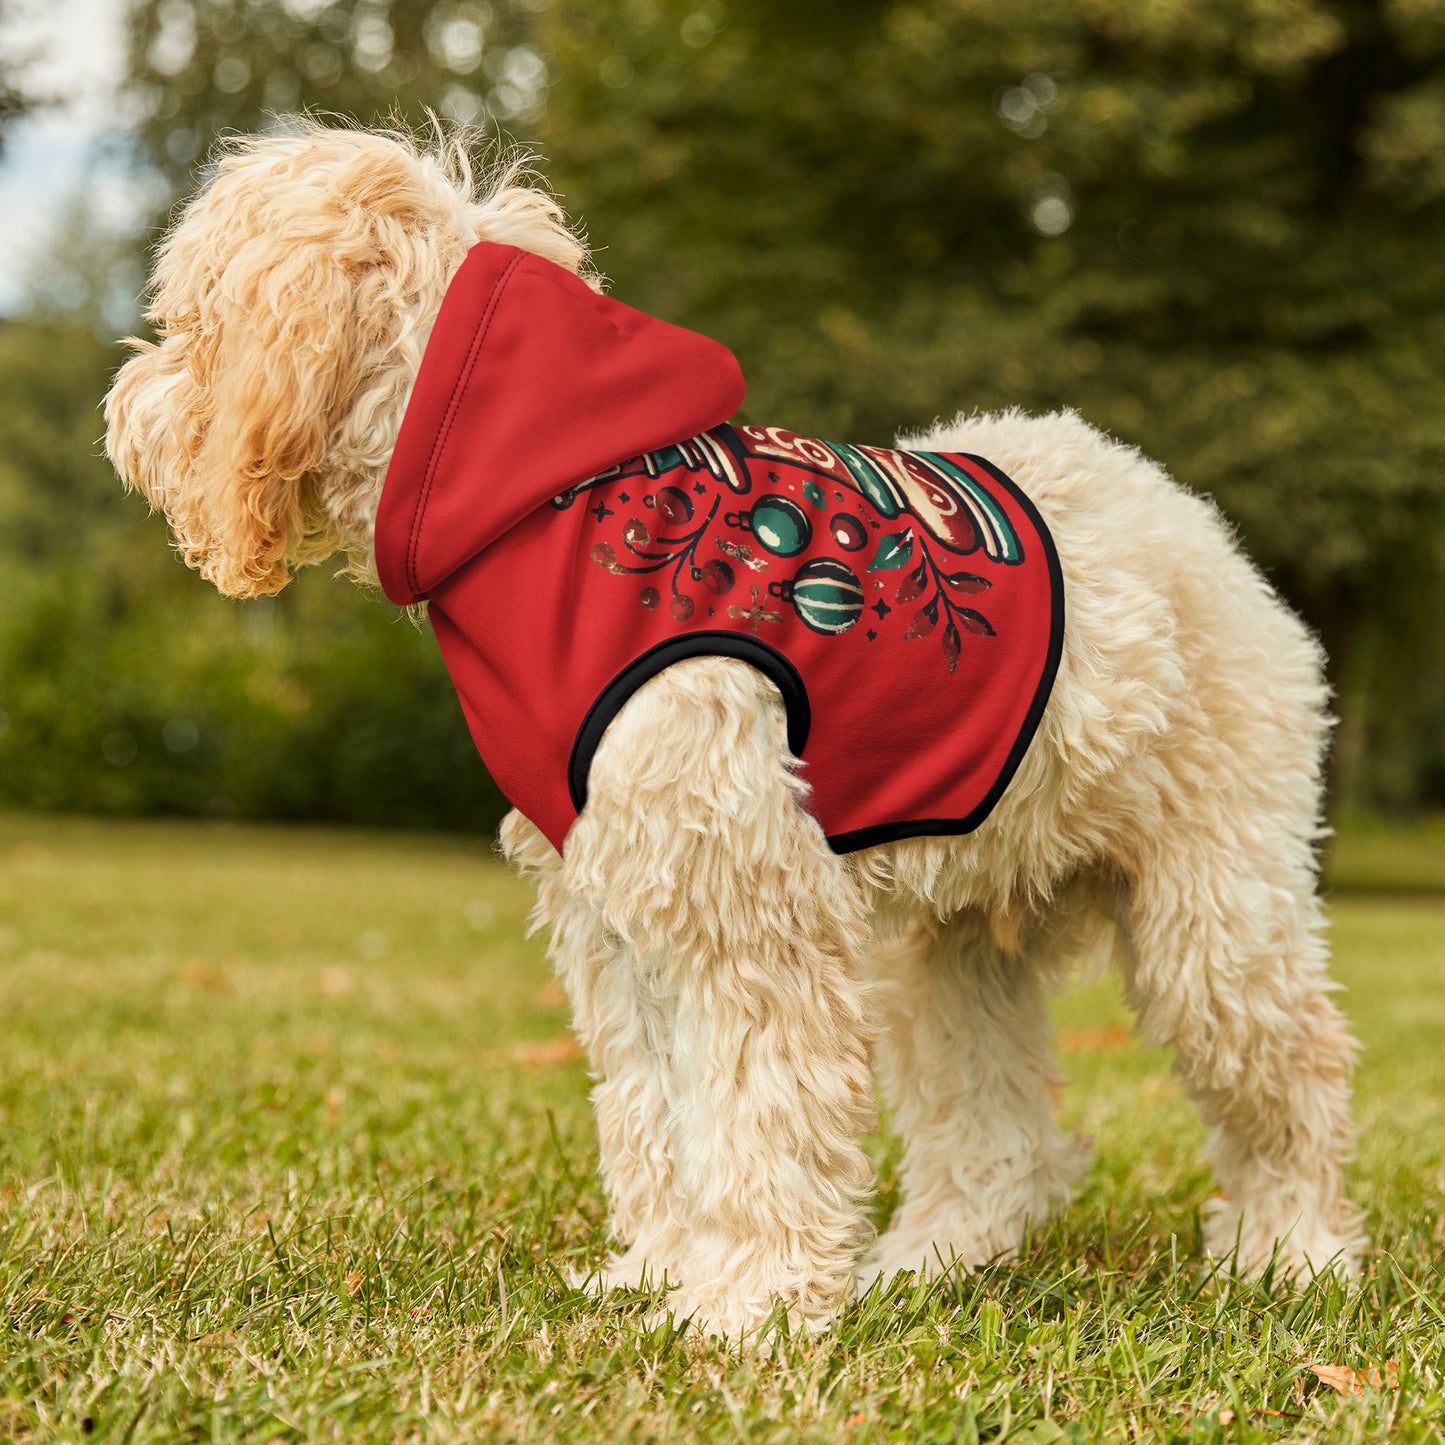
left=0, top=315, right=135, bottom=572
left=32, top=0, right=1441, bottom=820
left=1, top=0, right=560, bottom=831
left=0, top=314, right=504, bottom=831
left=124, top=0, right=547, bottom=192
left=0, top=0, right=38, bottom=151
left=535, top=0, right=1445, bottom=806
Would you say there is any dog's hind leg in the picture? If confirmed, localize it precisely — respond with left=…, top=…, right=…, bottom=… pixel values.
left=562, top=658, right=878, bottom=1342
left=860, top=909, right=1089, bottom=1288
left=1103, top=571, right=1365, bottom=1280
left=1119, top=832, right=1364, bottom=1280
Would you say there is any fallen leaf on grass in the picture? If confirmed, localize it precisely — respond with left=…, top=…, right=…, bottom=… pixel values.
left=344, top=1273, right=365, bottom=1296
left=1309, top=1362, right=1399, bottom=1395
left=181, top=961, right=229, bottom=992
left=320, top=967, right=353, bottom=997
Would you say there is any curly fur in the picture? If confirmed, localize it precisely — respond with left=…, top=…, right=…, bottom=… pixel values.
left=105, top=123, right=1365, bottom=1343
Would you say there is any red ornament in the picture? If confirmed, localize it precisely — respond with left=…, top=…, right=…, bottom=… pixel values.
left=700, top=559, right=736, bottom=595
left=656, top=486, right=694, bottom=526
left=831, top=513, right=867, bottom=551
left=671, top=594, right=696, bottom=621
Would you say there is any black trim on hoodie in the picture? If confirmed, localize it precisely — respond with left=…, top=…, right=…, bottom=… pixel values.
left=567, top=633, right=812, bottom=815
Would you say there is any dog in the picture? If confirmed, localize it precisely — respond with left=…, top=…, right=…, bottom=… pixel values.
left=104, top=122, right=1365, bottom=1342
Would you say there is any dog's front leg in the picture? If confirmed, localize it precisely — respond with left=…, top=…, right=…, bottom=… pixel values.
left=501, top=809, right=685, bottom=1290
left=563, top=659, right=878, bottom=1343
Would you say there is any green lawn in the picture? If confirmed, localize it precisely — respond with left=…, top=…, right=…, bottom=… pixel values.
left=2, top=813, right=1443, bottom=1443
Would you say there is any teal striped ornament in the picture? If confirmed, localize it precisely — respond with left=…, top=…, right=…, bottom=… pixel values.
left=790, top=558, right=864, bottom=635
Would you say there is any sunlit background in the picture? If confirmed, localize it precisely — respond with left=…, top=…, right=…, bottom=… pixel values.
left=2, top=0, right=1443, bottom=833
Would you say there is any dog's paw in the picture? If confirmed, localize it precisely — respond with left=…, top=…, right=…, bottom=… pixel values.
left=570, top=1245, right=674, bottom=1296
left=645, top=1287, right=836, bottom=1350
left=860, top=1132, right=1092, bottom=1295
left=856, top=1233, right=996, bottom=1296
left=1202, top=1196, right=1367, bottom=1283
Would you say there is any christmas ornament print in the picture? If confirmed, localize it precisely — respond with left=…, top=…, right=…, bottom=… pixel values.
left=738, top=426, right=1024, bottom=562
left=772, top=558, right=865, bottom=635
left=700, top=558, right=736, bottom=594
left=655, top=486, right=694, bottom=526
left=746, top=496, right=812, bottom=557
left=559, top=422, right=1034, bottom=675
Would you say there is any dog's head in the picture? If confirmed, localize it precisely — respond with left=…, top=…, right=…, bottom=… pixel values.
left=105, top=122, right=588, bottom=597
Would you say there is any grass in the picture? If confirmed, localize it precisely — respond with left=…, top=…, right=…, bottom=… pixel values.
left=1324, top=813, right=1445, bottom=897
left=1, top=812, right=1443, bottom=1443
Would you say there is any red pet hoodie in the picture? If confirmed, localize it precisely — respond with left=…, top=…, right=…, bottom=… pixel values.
left=375, top=243, right=1063, bottom=854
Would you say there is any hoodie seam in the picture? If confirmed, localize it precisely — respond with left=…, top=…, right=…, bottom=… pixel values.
left=405, top=249, right=526, bottom=599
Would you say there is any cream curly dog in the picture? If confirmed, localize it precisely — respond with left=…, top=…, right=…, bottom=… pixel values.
left=105, top=124, right=1364, bottom=1342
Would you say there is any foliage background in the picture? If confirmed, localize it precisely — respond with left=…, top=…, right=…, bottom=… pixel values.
left=2, top=0, right=1443, bottom=829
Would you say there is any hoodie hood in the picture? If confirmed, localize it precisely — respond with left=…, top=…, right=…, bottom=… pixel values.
left=375, top=243, right=745, bottom=605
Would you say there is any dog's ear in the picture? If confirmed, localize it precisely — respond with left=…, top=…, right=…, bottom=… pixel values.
left=105, top=132, right=450, bottom=599
left=183, top=242, right=358, bottom=598
left=106, top=332, right=195, bottom=537
left=106, top=240, right=361, bottom=600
